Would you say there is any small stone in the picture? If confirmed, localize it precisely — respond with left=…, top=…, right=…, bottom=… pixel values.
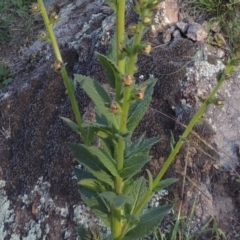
left=170, top=24, right=177, bottom=33
left=163, top=28, right=172, bottom=43
left=172, top=29, right=182, bottom=38
left=176, top=22, right=188, bottom=34
left=187, top=23, right=208, bottom=42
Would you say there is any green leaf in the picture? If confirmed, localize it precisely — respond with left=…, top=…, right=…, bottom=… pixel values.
left=79, top=178, right=107, bottom=192
left=82, top=120, right=113, bottom=138
left=127, top=77, right=157, bottom=132
left=125, top=135, right=161, bottom=158
left=120, top=154, right=151, bottom=179
left=73, top=167, right=94, bottom=181
left=75, top=74, right=119, bottom=128
left=96, top=52, right=121, bottom=90
left=107, top=33, right=117, bottom=63
left=81, top=187, right=111, bottom=227
left=100, top=191, right=134, bottom=208
left=105, top=0, right=117, bottom=11
left=127, top=177, right=148, bottom=214
left=154, top=178, right=178, bottom=192
left=76, top=225, right=101, bottom=240
left=61, top=117, right=81, bottom=135
left=123, top=205, right=172, bottom=240
left=88, top=146, right=118, bottom=176
left=74, top=168, right=110, bottom=226
left=68, top=143, right=115, bottom=187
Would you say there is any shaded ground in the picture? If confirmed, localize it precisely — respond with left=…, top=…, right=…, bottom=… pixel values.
left=0, top=0, right=240, bottom=239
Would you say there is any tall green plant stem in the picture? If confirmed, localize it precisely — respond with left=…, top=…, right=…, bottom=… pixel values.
left=131, top=72, right=226, bottom=221
left=37, top=0, right=87, bottom=142
left=113, top=0, right=127, bottom=238
left=117, top=0, right=126, bottom=74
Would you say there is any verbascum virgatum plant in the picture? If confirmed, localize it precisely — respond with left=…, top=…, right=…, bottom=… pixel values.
left=32, top=0, right=237, bottom=239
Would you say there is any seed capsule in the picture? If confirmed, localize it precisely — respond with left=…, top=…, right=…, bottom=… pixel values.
left=39, top=31, right=48, bottom=41
left=142, top=16, right=152, bottom=25
left=136, top=89, right=145, bottom=100
left=53, top=60, right=62, bottom=71
left=110, top=101, right=121, bottom=114
left=123, top=75, right=133, bottom=86
left=142, top=44, right=152, bottom=55
left=30, top=3, right=40, bottom=13
left=49, top=11, right=59, bottom=22
left=128, top=24, right=138, bottom=35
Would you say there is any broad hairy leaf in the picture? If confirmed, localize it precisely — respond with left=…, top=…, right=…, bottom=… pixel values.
left=79, top=178, right=107, bottom=192
left=96, top=52, right=121, bottom=90
left=154, top=178, right=178, bottom=192
left=80, top=186, right=111, bottom=227
left=82, top=120, right=113, bottom=138
left=76, top=226, right=101, bottom=240
left=125, top=134, right=161, bottom=158
left=74, top=168, right=110, bottom=226
left=126, top=177, right=148, bottom=214
left=107, top=33, right=117, bottom=63
left=74, top=167, right=94, bottom=181
left=68, top=143, right=115, bottom=187
left=60, top=117, right=81, bottom=135
left=123, top=205, right=172, bottom=240
left=87, top=145, right=118, bottom=176
left=100, top=191, right=133, bottom=208
left=120, top=154, right=151, bottom=179
left=75, top=74, right=119, bottom=128
left=127, top=78, right=157, bottom=132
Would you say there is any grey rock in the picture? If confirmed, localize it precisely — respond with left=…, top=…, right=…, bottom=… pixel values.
left=162, top=28, right=172, bottom=43
left=176, top=21, right=188, bottom=34
left=172, top=29, right=182, bottom=38
left=187, top=23, right=208, bottom=42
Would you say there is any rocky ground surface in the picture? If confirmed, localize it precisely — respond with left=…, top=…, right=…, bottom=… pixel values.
left=0, top=0, right=240, bottom=239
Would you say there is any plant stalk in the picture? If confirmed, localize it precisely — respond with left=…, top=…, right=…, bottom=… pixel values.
left=117, top=0, right=126, bottom=74
left=37, top=0, right=87, bottom=142
left=113, top=0, right=127, bottom=238
left=132, top=72, right=227, bottom=218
